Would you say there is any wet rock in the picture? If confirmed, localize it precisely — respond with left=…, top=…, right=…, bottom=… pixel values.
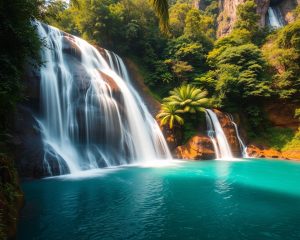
left=282, top=150, right=300, bottom=160
left=12, top=106, right=46, bottom=178
left=161, top=126, right=183, bottom=151
left=246, top=144, right=283, bottom=158
left=175, top=135, right=215, bottom=160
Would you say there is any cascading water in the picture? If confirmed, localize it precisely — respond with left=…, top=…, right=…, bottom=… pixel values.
left=205, top=109, right=233, bottom=159
left=36, top=22, right=171, bottom=176
left=205, top=112, right=220, bottom=159
left=267, top=6, right=284, bottom=28
left=227, top=114, right=249, bottom=158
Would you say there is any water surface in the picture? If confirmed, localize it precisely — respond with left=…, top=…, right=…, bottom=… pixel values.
left=18, top=159, right=300, bottom=240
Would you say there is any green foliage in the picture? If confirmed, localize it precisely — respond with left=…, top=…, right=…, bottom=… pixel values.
left=251, top=127, right=294, bottom=151
left=169, top=2, right=191, bottom=37
left=157, top=84, right=209, bottom=137
left=156, top=104, right=184, bottom=129
left=184, top=8, right=215, bottom=41
left=282, top=131, right=300, bottom=151
left=0, top=155, right=23, bottom=239
left=232, top=0, right=268, bottom=45
left=234, top=0, right=259, bottom=34
left=262, top=19, right=300, bottom=100
left=295, top=108, right=300, bottom=120
left=182, top=121, right=198, bottom=143
left=0, top=0, right=42, bottom=130
left=164, top=84, right=209, bottom=113
left=199, top=43, right=271, bottom=109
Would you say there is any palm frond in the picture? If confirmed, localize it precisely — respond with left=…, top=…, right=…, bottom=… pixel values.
left=149, top=0, right=169, bottom=34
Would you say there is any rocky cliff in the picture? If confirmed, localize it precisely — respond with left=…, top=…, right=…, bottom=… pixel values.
left=216, top=0, right=299, bottom=37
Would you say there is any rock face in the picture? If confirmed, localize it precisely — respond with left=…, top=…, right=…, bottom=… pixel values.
left=247, top=144, right=300, bottom=160
left=278, top=0, right=299, bottom=24
left=247, top=144, right=283, bottom=158
left=161, top=126, right=183, bottom=151
left=282, top=149, right=300, bottom=160
left=217, top=0, right=248, bottom=37
left=264, top=101, right=300, bottom=130
left=175, top=135, right=216, bottom=160
left=217, top=0, right=299, bottom=37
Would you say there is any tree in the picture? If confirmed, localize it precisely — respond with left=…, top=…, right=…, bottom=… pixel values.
left=169, top=3, right=191, bottom=37
left=0, top=0, right=42, bottom=129
left=184, top=8, right=215, bottom=42
left=262, top=19, right=300, bottom=99
left=205, top=43, right=271, bottom=107
left=156, top=103, right=184, bottom=129
left=164, top=84, right=209, bottom=113
left=71, top=0, right=170, bottom=33
left=234, top=0, right=259, bottom=35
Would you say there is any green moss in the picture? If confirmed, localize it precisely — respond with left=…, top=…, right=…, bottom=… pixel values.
left=282, top=130, right=300, bottom=151
left=250, top=127, right=295, bottom=151
left=183, top=122, right=198, bottom=144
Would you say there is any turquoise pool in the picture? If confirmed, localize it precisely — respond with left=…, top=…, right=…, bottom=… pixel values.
left=18, top=159, right=300, bottom=239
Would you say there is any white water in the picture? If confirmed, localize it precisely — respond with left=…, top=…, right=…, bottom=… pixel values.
left=205, top=112, right=220, bottom=159
left=36, top=22, right=171, bottom=175
left=205, top=109, right=233, bottom=159
left=228, top=114, right=249, bottom=158
left=268, top=6, right=284, bottom=28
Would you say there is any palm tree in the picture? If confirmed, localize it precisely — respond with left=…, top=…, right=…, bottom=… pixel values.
left=149, top=0, right=169, bottom=33
left=156, top=103, right=184, bottom=129
left=164, top=84, right=209, bottom=113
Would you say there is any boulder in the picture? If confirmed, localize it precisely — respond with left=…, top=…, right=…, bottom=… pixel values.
left=246, top=144, right=283, bottom=158
left=282, top=150, right=300, bottom=160
left=175, top=135, right=215, bottom=160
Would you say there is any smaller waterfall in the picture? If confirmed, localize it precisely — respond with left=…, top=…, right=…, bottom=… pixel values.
left=228, top=114, right=249, bottom=158
left=205, top=109, right=233, bottom=159
left=205, top=112, right=221, bottom=159
left=267, top=6, right=284, bottom=28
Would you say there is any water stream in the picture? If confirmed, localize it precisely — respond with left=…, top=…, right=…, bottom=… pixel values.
left=267, top=6, right=285, bottom=28
left=228, top=114, right=249, bottom=158
left=205, top=109, right=233, bottom=159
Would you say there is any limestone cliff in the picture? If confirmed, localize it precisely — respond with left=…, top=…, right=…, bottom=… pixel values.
left=216, top=0, right=299, bottom=37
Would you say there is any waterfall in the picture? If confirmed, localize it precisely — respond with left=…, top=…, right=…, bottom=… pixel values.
left=227, top=114, right=249, bottom=158
left=36, top=22, right=171, bottom=176
left=267, top=6, right=284, bottom=28
left=205, top=109, right=233, bottom=159
left=205, top=112, right=220, bottom=159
